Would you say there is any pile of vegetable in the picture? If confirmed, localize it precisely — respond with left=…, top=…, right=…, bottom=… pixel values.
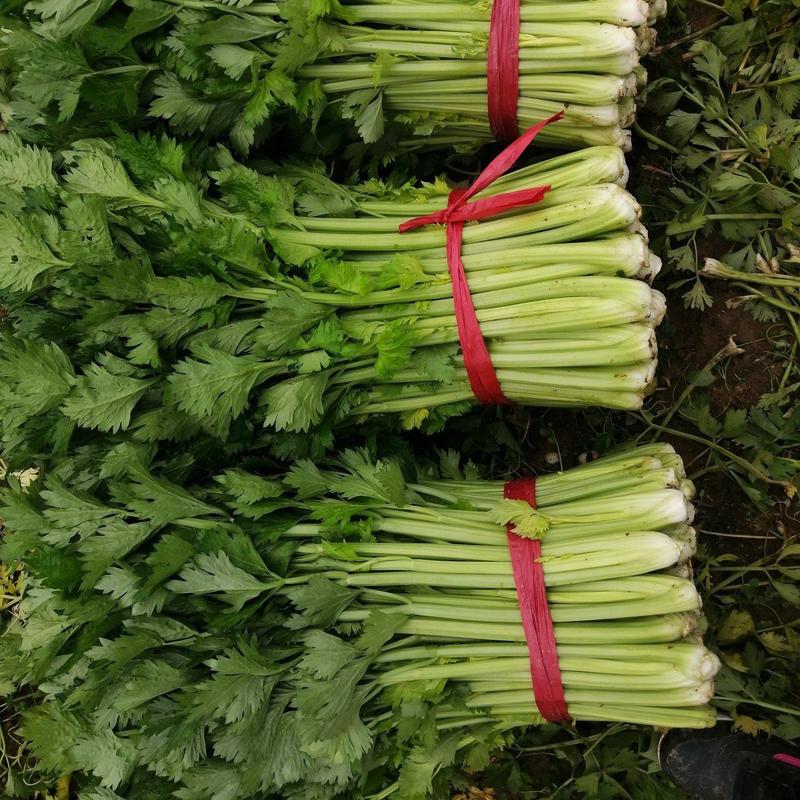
left=0, top=2, right=736, bottom=799
left=0, top=443, right=717, bottom=799
left=1, top=0, right=664, bottom=155
left=291, top=0, right=664, bottom=149
left=0, top=132, right=663, bottom=462
left=265, top=145, right=664, bottom=418
left=283, top=444, right=718, bottom=729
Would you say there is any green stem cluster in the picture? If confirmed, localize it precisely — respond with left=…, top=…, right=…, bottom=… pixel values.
left=280, top=443, right=719, bottom=730
left=258, top=146, right=664, bottom=420
left=294, top=0, right=666, bottom=148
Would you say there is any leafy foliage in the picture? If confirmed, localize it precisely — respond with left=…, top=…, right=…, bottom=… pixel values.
left=0, top=446, right=537, bottom=799
left=1, top=0, right=799, bottom=798
left=0, top=127, right=479, bottom=477
left=638, top=0, right=800, bottom=312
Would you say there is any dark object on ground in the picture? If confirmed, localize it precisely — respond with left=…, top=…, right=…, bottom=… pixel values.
left=659, top=725, right=800, bottom=800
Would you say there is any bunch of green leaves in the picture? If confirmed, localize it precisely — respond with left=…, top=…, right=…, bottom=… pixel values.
left=0, top=128, right=475, bottom=482
left=636, top=0, right=800, bottom=312
left=0, top=0, right=328, bottom=155
left=0, top=443, right=508, bottom=799
left=0, top=58, right=569, bottom=799
left=0, top=0, right=477, bottom=168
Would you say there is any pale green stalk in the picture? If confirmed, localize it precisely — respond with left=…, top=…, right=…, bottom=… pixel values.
left=342, top=0, right=650, bottom=27
left=374, top=641, right=718, bottom=676
left=483, top=704, right=716, bottom=728
left=467, top=683, right=714, bottom=708
left=392, top=613, right=699, bottom=643
left=279, top=447, right=716, bottom=732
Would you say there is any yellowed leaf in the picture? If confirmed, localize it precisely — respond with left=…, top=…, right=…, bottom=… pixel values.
left=733, top=715, right=773, bottom=737
left=717, top=610, right=755, bottom=644
left=400, top=408, right=429, bottom=430
left=720, top=650, right=748, bottom=672
left=56, top=775, right=71, bottom=800
left=759, top=629, right=800, bottom=656
left=11, top=466, right=39, bottom=488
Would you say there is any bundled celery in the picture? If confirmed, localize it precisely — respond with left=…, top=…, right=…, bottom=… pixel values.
left=0, top=133, right=663, bottom=450
left=300, top=0, right=666, bottom=149
left=3, top=0, right=665, bottom=154
left=0, top=442, right=717, bottom=799
left=239, top=144, right=666, bottom=426
left=279, top=442, right=718, bottom=750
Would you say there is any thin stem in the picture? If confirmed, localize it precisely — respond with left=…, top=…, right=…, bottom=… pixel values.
left=737, top=73, right=800, bottom=91
left=368, top=781, right=400, bottom=800
left=705, top=213, right=781, bottom=221
left=658, top=337, right=742, bottom=431
left=644, top=422, right=793, bottom=494
left=633, top=123, right=680, bottom=153
left=715, top=697, right=800, bottom=717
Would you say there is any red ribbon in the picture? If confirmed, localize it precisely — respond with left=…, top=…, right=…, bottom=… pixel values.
left=504, top=477, right=570, bottom=723
left=399, top=111, right=564, bottom=405
left=488, top=0, right=521, bottom=140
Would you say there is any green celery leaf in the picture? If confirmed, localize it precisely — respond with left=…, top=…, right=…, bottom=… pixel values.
left=0, top=132, right=57, bottom=195
left=64, top=149, right=151, bottom=205
left=489, top=498, right=550, bottom=539
left=148, top=73, right=219, bottom=136
left=27, top=0, right=117, bottom=38
left=108, top=659, right=187, bottom=715
left=374, top=320, right=419, bottom=377
left=140, top=533, right=197, bottom=592
left=58, top=194, right=116, bottom=265
left=261, top=371, right=330, bottom=433
left=168, top=347, right=281, bottom=438
left=341, top=88, right=385, bottom=144
left=150, top=275, right=228, bottom=315
left=61, top=361, right=155, bottom=433
left=77, top=519, right=156, bottom=587
left=0, top=214, right=70, bottom=291
left=299, top=630, right=357, bottom=679
left=115, top=464, right=224, bottom=527
left=283, top=575, right=357, bottom=629
left=357, top=609, right=406, bottom=656
left=8, top=32, right=91, bottom=121
left=0, top=337, right=75, bottom=432
left=215, top=469, right=287, bottom=519
left=332, top=450, right=407, bottom=506
left=284, top=459, right=327, bottom=498
left=40, top=477, right=120, bottom=544
left=167, top=550, right=276, bottom=611
left=192, top=642, right=282, bottom=724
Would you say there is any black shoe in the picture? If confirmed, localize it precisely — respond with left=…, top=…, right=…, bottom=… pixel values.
left=658, top=725, right=800, bottom=800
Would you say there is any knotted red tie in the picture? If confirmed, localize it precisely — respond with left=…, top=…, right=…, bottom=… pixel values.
left=504, top=477, right=570, bottom=723
left=399, top=111, right=565, bottom=405
left=488, top=0, right=521, bottom=141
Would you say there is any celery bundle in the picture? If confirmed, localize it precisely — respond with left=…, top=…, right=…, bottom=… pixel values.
left=0, top=443, right=717, bottom=800
left=301, top=0, right=666, bottom=149
left=243, top=144, right=665, bottom=426
left=280, top=442, right=718, bottom=748
left=0, top=133, right=663, bottom=452
left=4, top=0, right=664, bottom=154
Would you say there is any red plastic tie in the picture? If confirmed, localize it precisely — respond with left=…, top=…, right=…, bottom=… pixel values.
left=487, top=0, right=521, bottom=140
left=504, top=477, right=570, bottom=723
left=399, top=112, right=564, bottom=405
